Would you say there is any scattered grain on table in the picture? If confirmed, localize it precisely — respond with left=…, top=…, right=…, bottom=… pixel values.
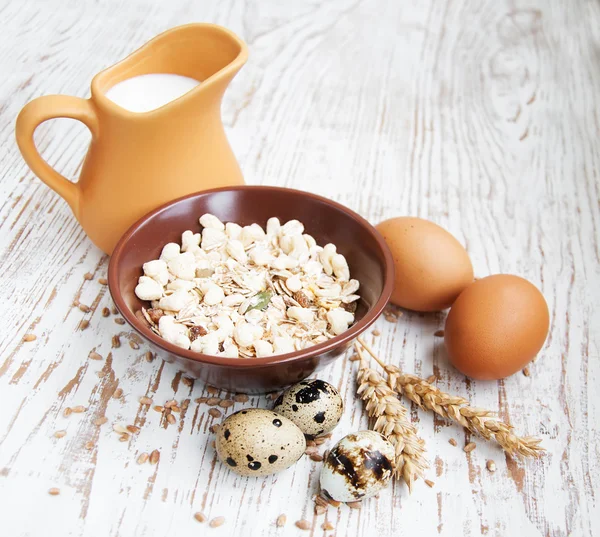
left=208, top=408, right=222, bottom=418
left=209, top=517, right=225, bottom=528
left=295, top=520, right=310, bottom=530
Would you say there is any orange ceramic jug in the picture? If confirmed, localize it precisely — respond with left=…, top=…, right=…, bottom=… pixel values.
left=16, top=24, right=248, bottom=254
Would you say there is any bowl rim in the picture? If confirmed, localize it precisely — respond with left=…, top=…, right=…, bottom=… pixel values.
left=108, top=185, right=394, bottom=368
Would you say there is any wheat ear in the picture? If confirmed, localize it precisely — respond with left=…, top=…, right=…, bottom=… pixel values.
left=355, top=343, right=428, bottom=491
left=357, top=338, right=544, bottom=459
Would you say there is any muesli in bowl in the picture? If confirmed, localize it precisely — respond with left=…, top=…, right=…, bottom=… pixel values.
left=134, top=213, right=360, bottom=358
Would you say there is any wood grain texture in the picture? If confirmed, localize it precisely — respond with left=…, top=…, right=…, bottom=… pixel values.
left=1, top=0, right=599, bottom=535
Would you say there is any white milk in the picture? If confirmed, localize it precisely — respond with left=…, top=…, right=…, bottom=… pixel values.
left=104, top=73, right=201, bottom=113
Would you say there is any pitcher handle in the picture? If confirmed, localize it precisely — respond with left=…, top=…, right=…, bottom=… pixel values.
left=15, top=95, right=99, bottom=214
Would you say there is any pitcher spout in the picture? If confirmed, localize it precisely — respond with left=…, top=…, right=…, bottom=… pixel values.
left=92, top=23, right=248, bottom=113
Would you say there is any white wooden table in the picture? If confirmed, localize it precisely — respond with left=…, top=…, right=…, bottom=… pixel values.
left=1, top=1, right=598, bottom=535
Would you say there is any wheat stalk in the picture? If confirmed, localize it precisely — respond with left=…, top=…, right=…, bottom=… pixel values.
left=354, top=343, right=428, bottom=491
left=356, top=338, right=544, bottom=459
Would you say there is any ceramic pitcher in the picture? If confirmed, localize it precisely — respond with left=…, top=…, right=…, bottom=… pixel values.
left=16, top=24, right=248, bottom=254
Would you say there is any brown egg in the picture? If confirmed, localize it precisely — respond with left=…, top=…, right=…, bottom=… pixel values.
left=444, top=275, right=549, bottom=380
left=375, top=217, right=474, bottom=311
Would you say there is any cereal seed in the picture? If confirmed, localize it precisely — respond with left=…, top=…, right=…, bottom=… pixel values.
left=119, top=433, right=130, bottom=442
left=79, top=304, right=91, bottom=313
left=85, top=441, right=94, bottom=450
left=448, top=438, right=457, bottom=446
left=112, top=335, right=121, bottom=348
left=83, top=272, right=93, bottom=280
left=71, top=405, right=86, bottom=413
left=181, top=376, right=194, bottom=387
left=314, top=437, right=327, bottom=445
left=486, top=460, right=497, bottom=472
left=54, top=430, right=67, bottom=438
left=111, top=306, right=118, bottom=315
left=322, top=522, right=335, bottom=531
left=150, top=450, right=160, bottom=464
left=79, top=320, right=90, bottom=330
left=89, top=351, right=103, bottom=361
left=426, top=374, right=437, bottom=384
left=208, top=408, right=222, bottom=418
left=94, top=417, right=108, bottom=426
left=195, top=397, right=208, bottom=404
left=153, top=405, right=164, bottom=413
left=126, top=425, right=140, bottom=434
left=137, top=453, right=149, bottom=464
left=208, top=424, right=220, bottom=434
left=314, top=495, right=329, bottom=508
left=48, top=488, right=60, bottom=495
left=314, top=505, right=326, bottom=515
left=310, top=453, right=323, bottom=462
left=102, top=307, right=110, bottom=317
left=164, top=399, right=177, bottom=409
left=327, top=498, right=341, bottom=508
left=113, top=424, right=129, bottom=434
left=112, top=388, right=123, bottom=399
left=372, top=329, right=381, bottom=336
left=145, top=351, right=154, bottom=362
left=209, top=517, right=225, bottom=528
left=63, top=407, right=72, bottom=417
left=114, top=318, right=125, bottom=325
left=464, top=442, right=477, bottom=453
left=206, top=386, right=219, bottom=395
left=347, top=501, right=361, bottom=509
left=522, top=367, right=530, bottom=377
left=98, top=278, right=108, bottom=285
left=219, top=399, right=234, bottom=408
left=425, top=479, right=435, bottom=488
left=434, top=330, right=444, bottom=337
left=295, top=520, right=310, bottom=530
left=171, top=406, right=181, bottom=413
left=194, top=512, right=207, bottom=523
left=129, top=340, right=140, bottom=350
left=139, top=396, right=153, bottom=405
left=206, top=397, right=221, bottom=406
left=233, top=394, right=249, bottom=403
left=276, top=514, right=287, bottom=527
left=23, top=334, right=37, bottom=342
left=349, top=353, right=360, bottom=361
left=167, top=413, right=176, bottom=425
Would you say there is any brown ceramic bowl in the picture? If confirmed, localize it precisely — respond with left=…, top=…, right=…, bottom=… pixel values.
left=108, top=186, right=393, bottom=393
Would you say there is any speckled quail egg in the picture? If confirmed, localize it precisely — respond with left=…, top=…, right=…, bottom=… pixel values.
left=215, top=408, right=306, bottom=477
left=273, top=379, right=344, bottom=437
left=320, top=431, right=395, bottom=502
